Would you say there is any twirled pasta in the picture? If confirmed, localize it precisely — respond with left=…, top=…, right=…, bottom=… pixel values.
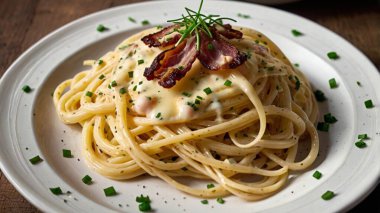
left=53, top=27, right=319, bottom=200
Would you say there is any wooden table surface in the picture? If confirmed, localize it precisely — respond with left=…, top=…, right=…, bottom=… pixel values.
left=0, top=0, right=379, bottom=212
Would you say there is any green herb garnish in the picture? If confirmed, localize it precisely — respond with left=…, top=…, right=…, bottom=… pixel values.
left=355, top=140, right=367, bottom=148
left=29, top=155, right=43, bottom=165
left=314, top=90, right=326, bottom=102
left=119, top=87, right=127, bottom=94
left=313, top=171, right=322, bottom=179
left=167, top=0, right=237, bottom=50
left=136, top=195, right=152, bottom=212
left=82, top=175, right=93, bottom=185
left=327, top=52, right=339, bottom=60
left=138, top=59, right=144, bottom=65
left=182, top=92, right=192, bottom=97
left=317, top=122, right=329, bottom=132
left=291, top=29, right=303, bottom=37
left=128, top=71, right=134, bottom=78
left=364, top=99, right=374, bottom=108
left=156, top=112, right=161, bottom=118
left=22, top=85, right=32, bottom=93
left=128, top=17, right=136, bottom=23
left=329, top=78, right=338, bottom=89
left=85, top=91, right=93, bottom=97
left=99, top=74, right=105, bottom=80
left=358, top=134, right=368, bottom=140
left=50, top=187, right=63, bottom=195
left=97, top=24, right=107, bottom=32
left=224, top=80, right=232, bottom=87
left=141, top=20, right=150, bottom=26
left=237, top=13, right=250, bottom=19
left=321, top=190, right=335, bottom=200
left=201, top=199, right=208, bottom=204
left=62, top=149, right=72, bottom=158
left=216, top=197, right=225, bottom=204
left=104, top=186, right=117, bottom=196
left=324, top=113, right=337, bottom=124
left=207, top=183, right=215, bottom=189
left=111, top=80, right=117, bottom=87
left=203, top=87, right=212, bottom=95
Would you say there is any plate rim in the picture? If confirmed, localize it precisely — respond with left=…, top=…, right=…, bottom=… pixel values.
left=0, top=0, right=379, bottom=212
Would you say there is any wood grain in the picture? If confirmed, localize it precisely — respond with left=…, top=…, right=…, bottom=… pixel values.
left=0, top=0, right=379, bottom=212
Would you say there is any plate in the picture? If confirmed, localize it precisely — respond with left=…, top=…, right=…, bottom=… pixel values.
left=0, top=1, right=379, bottom=212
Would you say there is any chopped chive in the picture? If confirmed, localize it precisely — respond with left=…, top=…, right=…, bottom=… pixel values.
left=317, top=122, right=329, bottom=132
left=133, top=85, right=137, bottom=91
left=201, top=200, right=208, bottom=204
left=358, top=134, right=368, bottom=140
left=356, top=81, right=361, bottom=86
left=136, top=195, right=151, bottom=212
left=62, top=149, right=72, bottom=158
left=85, top=91, right=93, bottom=97
left=312, top=170, right=322, bottom=179
left=111, top=80, right=117, bottom=87
left=98, top=59, right=103, bottom=65
left=50, top=187, right=63, bottom=195
left=119, top=44, right=131, bottom=50
left=156, top=25, right=163, bottom=29
left=29, top=155, right=43, bottom=165
left=321, top=190, right=335, bottom=200
left=314, top=90, right=326, bottom=102
left=207, top=43, right=214, bottom=50
left=97, top=24, right=107, bottom=32
left=194, top=99, right=201, bottom=105
left=224, top=80, right=232, bottom=87
left=237, top=13, right=250, bottom=19
left=99, top=74, right=105, bottom=80
left=294, top=76, right=301, bottom=90
left=294, top=63, right=300, bottom=67
left=119, top=87, right=127, bottom=94
left=203, top=87, right=212, bottom=95
left=156, top=112, right=161, bottom=118
left=324, top=113, right=337, bottom=124
left=327, top=51, right=339, bottom=60
left=364, top=99, right=374, bottom=108
left=139, top=81, right=143, bottom=85
left=196, top=96, right=203, bottom=100
left=355, top=140, right=367, bottom=148
left=246, top=51, right=252, bottom=59
left=104, top=186, right=117, bottom=196
left=207, top=183, right=215, bottom=189
left=329, top=78, right=338, bottom=89
left=182, top=92, right=192, bottom=97
left=141, top=20, right=150, bottom=26
left=136, top=194, right=151, bottom=203
left=291, top=29, right=303, bottom=37
left=216, top=197, right=225, bottom=204
left=128, top=71, right=134, bottom=78
left=82, top=175, right=93, bottom=185
left=138, top=59, right=144, bottom=65
left=128, top=17, right=136, bottom=23
left=139, top=202, right=151, bottom=212
left=22, top=85, right=32, bottom=93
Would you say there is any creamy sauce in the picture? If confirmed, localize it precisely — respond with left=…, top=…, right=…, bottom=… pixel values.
left=110, top=28, right=288, bottom=121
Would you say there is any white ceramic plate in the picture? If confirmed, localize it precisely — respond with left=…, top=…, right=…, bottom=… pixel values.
left=0, top=1, right=379, bottom=212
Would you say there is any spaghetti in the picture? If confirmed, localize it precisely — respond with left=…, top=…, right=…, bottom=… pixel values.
left=53, top=26, right=319, bottom=200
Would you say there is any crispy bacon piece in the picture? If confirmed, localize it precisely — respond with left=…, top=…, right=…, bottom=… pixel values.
left=214, top=24, right=243, bottom=39
left=144, top=37, right=197, bottom=88
left=142, top=24, right=247, bottom=88
left=141, top=25, right=180, bottom=47
left=198, top=30, right=247, bottom=70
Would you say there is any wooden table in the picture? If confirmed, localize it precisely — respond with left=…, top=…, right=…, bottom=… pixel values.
left=0, top=0, right=379, bottom=212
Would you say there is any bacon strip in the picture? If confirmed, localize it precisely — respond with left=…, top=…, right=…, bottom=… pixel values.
left=144, top=37, right=197, bottom=88
left=197, top=30, right=247, bottom=70
left=141, top=25, right=180, bottom=47
left=142, top=24, right=247, bottom=88
left=214, top=24, right=243, bottom=39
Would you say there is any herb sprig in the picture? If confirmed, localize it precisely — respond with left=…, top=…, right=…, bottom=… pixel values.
left=167, top=0, right=236, bottom=50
